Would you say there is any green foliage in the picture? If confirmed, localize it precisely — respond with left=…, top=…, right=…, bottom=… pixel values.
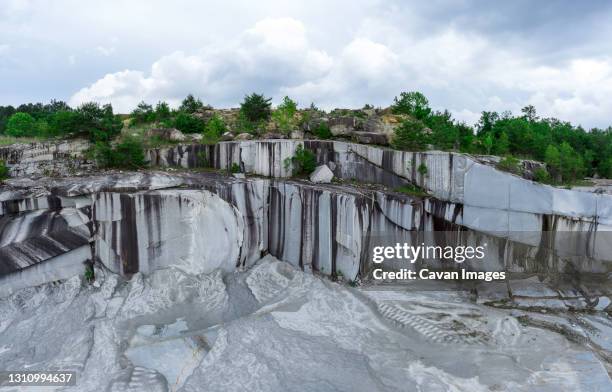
left=230, top=162, right=241, bottom=173
left=91, top=136, right=145, bottom=169
left=84, top=264, right=95, bottom=283
left=545, top=142, right=585, bottom=184
left=76, top=102, right=122, bottom=142
left=0, top=160, right=9, bottom=180
left=417, top=162, right=428, bottom=176
left=394, top=183, right=428, bottom=197
left=6, top=112, right=36, bottom=137
left=391, top=118, right=427, bottom=151
left=392, top=91, right=431, bottom=120
left=533, top=167, right=551, bottom=183
left=174, top=112, right=204, bottom=134
left=272, top=96, right=298, bottom=134
left=179, top=94, right=204, bottom=114
left=285, top=144, right=316, bottom=175
left=131, top=101, right=155, bottom=125
left=240, top=93, right=272, bottom=128
left=48, top=110, right=81, bottom=136
left=483, top=133, right=494, bottom=155
left=497, top=155, right=521, bottom=175
left=155, top=101, right=171, bottom=120
left=313, top=122, right=332, bottom=139
left=203, top=114, right=226, bottom=143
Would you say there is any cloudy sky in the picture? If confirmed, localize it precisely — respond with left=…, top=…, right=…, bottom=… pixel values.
left=2, top=0, right=612, bottom=128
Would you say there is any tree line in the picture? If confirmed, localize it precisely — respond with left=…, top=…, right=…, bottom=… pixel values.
left=1, top=92, right=611, bottom=181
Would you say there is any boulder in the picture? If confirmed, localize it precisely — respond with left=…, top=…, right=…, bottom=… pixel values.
left=290, top=130, right=304, bottom=139
left=261, top=132, right=286, bottom=139
left=145, top=128, right=186, bottom=142
left=309, top=164, right=334, bottom=183
left=235, top=133, right=254, bottom=141
left=221, top=132, right=235, bottom=141
left=328, top=117, right=360, bottom=136
left=189, top=133, right=203, bottom=142
left=348, top=131, right=389, bottom=146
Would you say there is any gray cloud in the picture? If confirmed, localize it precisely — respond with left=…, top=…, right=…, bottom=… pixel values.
left=1, top=0, right=612, bottom=128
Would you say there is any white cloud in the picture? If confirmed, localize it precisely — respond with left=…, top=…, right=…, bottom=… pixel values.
left=95, top=46, right=116, bottom=56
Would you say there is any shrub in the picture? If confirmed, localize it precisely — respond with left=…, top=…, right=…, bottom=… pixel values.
left=0, top=160, right=9, bottom=180
left=285, top=144, right=316, bottom=175
left=6, top=112, right=36, bottom=137
left=131, top=101, right=155, bottom=125
left=230, top=163, right=241, bottom=173
left=271, top=96, right=297, bottom=134
left=497, top=155, right=521, bottom=175
left=114, top=136, right=145, bottom=169
left=48, top=110, right=81, bottom=136
left=394, top=183, right=428, bottom=197
left=179, top=94, right=204, bottom=114
left=240, top=93, right=272, bottom=124
left=203, top=114, right=226, bottom=143
left=313, top=122, right=332, bottom=139
left=391, top=118, right=427, bottom=151
left=174, top=113, right=204, bottom=133
left=155, top=101, right=171, bottom=121
left=91, top=136, right=145, bottom=169
left=418, top=162, right=428, bottom=176
left=533, top=167, right=551, bottom=183
left=84, top=264, right=95, bottom=283
left=77, top=102, right=122, bottom=142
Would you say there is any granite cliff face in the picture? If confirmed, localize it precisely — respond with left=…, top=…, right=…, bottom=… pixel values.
left=1, top=140, right=611, bottom=307
left=1, top=139, right=611, bottom=390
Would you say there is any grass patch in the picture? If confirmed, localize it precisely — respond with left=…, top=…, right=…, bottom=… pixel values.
left=0, top=135, right=48, bottom=146
left=394, top=183, right=429, bottom=197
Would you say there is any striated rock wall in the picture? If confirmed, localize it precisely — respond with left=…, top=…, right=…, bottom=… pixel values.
left=0, top=139, right=92, bottom=177
left=1, top=171, right=610, bottom=299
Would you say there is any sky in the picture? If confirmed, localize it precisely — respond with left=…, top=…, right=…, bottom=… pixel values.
left=1, top=0, right=612, bottom=128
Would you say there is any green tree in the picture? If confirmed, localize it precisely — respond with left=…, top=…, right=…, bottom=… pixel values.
left=174, top=112, right=204, bottom=133
left=272, top=96, right=298, bottom=134
left=391, top=91, right=431, bottom=120
left=131, top=101, right=155, bottom=124
left=6, top=112, right=36, bottom=137
left=391, top=118, right=428, bottom=151
left=203, top=114, right=226, bottom=142
left=155, top=101, right=171, bottom=121
left=544, top=144, right=561, bottom=178
left=48, top=111, right=81, bottom=136
left=240, top=93, right=272, bottom=124
left=179, top=94, right=203, bottom=114
left=483, top=133, right=494, bottom=155
left=114, top=136, right=145, bottom=169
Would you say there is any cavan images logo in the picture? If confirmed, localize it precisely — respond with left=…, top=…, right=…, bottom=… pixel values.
left=371, top=242, right=506, bottom=282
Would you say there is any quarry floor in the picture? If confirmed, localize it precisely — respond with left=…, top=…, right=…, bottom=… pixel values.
left=0, top=256, right=610, bottom=392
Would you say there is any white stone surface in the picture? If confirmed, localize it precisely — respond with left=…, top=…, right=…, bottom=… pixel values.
left=309, top=164, right=334, bottom=183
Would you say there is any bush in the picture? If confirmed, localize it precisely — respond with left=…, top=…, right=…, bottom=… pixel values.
left=533, top=167, right=551, bottom=183
left=203, top=114, right=226, bottom=143
left=418, top=162, right=428, bottom=176
left=155, top=101, right=171, bottom=121
left=230, top=163, right=241, bottom=173
left=77, top=102, right=122, bottom=141
left=131, top=101, right=155, bottom=125
left=174, top=113, right=204, bottom=133
left=497, top=155, right=521, bottom=175
left=0, top=160, right=9, bottom=180
left=313, top=122, right=332, bottom=139
left=179, top=94, right=204, bottom=114
left=240, top=93, right=272, bottom=124
left=391, top=118, right=427, bottom=151
left=48, top=110, right=81, bottom=136
left=114, top=136, right=145, bottom=169
left=6, top=112, right=36, bottom=137
left=91, top=136, right=145, bottom=169
left=285, top=144, right=316, bottom=175
left=272, top=96, right=297, bottom=134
